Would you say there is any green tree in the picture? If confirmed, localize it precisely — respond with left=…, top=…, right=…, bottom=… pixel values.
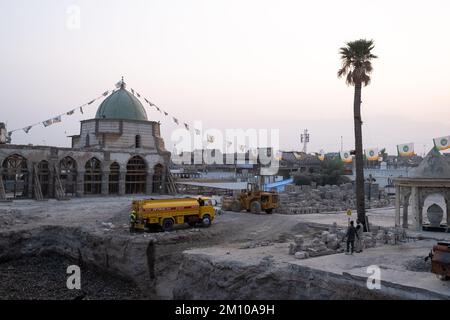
left=338, top=39, right=377, bottom=230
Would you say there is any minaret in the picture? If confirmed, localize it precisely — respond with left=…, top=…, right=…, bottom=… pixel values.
left=300, top=129, right=310, bottom=153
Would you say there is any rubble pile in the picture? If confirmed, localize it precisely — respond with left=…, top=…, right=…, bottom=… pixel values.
left=288, top=223, right=408, bottom=259
left=278, top=183, right=393, bottom=214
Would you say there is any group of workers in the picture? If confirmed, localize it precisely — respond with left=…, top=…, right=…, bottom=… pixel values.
left=342, top=220, right=364, bottom=255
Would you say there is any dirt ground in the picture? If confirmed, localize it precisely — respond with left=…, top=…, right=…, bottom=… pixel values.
left=1, top=195, right=447, bottom=300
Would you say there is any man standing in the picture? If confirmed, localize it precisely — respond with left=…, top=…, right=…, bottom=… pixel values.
left=343, top=220, right=359, bottom=255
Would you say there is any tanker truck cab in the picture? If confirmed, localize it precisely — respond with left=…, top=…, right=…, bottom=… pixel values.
left=131, top=197, right=215, bottom=232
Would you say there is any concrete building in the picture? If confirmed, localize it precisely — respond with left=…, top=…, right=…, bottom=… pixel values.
left=0, top=81, right=170, bottom=200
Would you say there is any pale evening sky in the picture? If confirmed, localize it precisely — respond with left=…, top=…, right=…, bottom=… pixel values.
left=0, top=0, right=449, bottom=155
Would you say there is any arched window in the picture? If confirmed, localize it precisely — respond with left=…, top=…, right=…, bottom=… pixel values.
left=2, top=154, right=29, bottom=198
left=126, top=156, right=146, bottom=194
left=135, top=135, right=141, bottom=148
left=84, top=157, right=102, bottom=194
left=59, top=156, right=77, bottom=196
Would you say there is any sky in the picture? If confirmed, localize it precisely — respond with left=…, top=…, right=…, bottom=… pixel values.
left=0, top=0, right=449, bottom=156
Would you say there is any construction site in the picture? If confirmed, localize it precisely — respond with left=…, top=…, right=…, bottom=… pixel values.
left=3, top=7, right=450, bottom=320
left=1, top=76, right=450, bottom=300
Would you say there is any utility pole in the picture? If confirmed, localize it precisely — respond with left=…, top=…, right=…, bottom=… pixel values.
left=300, top=129, right=310, bottom=153
left=340, top=136, right=343, bottom=153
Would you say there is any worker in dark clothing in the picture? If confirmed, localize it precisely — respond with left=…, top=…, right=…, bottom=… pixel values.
left=342, top=220, right=359, bottom=255
left=198, top=197, right=205, bottom=206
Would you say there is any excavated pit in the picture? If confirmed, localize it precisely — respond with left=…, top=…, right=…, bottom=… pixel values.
left=0, top=223, right=225, bottom=299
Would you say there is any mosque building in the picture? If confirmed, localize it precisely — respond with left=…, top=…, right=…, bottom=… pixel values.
left=0, top=80, right=171, bottom=199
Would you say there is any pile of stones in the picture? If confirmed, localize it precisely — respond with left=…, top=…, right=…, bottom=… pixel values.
left=278, top=183, right=392, bottom=214
left=289, top=223, right=408, bottom=259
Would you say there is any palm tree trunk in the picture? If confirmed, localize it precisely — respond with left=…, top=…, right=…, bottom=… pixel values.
left=353, top=81, right=366, bottom=230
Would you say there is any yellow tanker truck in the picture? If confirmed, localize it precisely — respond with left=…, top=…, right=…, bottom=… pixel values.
left=130, top=197, right=216, bottom=232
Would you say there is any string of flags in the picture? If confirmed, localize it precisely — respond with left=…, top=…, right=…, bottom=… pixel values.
left=131, top=87, right=248, bottom=150
left=8, top=89, right=114, bottom=136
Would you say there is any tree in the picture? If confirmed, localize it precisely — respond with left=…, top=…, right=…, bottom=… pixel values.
left=338, top=39, right=377, bottom=230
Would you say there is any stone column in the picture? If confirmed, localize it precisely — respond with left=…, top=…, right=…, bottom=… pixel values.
left=27, top=162, right=34, bottom=199
left=446, top=197, right=450, bottom=227
left=76, top=170, right=85, bottom=197
left=119, top=171, right=126, bottom=196
left=395, top=185, right=401, bottom=227
left=402, top=195, right=409, bottom=228
left=48, top=161, right=55, bottom=198
left=146, top=173, right=153, bottom=195
left=411, top=186, right=421, bottom=231
left=101, top=171, right=110, bottom=196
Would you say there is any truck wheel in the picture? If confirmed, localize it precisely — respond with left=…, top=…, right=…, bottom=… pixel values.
left=250, top=201, right=262, bottom=214
left=231, top=200, right=242, bottom=212
left=202, top=214, right=212, bottom=228
left=162, top=218, right=174, bottom=232
left=265, top=208, right=273, bottom=214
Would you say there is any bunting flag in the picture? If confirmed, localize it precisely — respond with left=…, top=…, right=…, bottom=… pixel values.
left=52, top=116, right=62, bottom=123
left=340, top=151, right=353, bottom=163
left=149, top=102, right=156, bottom=107
left=433, top=135, right=450, bottom=151
left=42, top=119, right=53, bottom=127
left=207, top=135, right=215, bottom=144
left=365, top=148, right=379, bottom=161
left=156, top=106, right=161, bottom=112
left=397, top=143, right=414, bottom=156
left=144, top=98, right=149, bottom=104
left=194, top=129, right=201, bottom=135
left=8, top=87, right=112, bottom=135
left=184, top=123, right=189, bottom=130
left=136, top=93, right=141, bottom=98
left=131, top=88, right=135, bottom=95
left=173, top=117, right=179, bottom=125
left=163, top=111, right=168, bottom=116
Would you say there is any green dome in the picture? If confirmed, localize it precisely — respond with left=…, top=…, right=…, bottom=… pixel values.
left=96, top=86, right=148, bottom=121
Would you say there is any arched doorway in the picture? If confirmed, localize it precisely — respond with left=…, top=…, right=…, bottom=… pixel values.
left=37, top=160, right=50, bottom=197
left=152, top=164, right=164, bottom=193
left=422, top=193, right=447, bottom=226
left=59, top=156, right=77, bottom=196
left=109, top=162, right=120, bottom=194
left=2, top=154, right=29, bottom=198
left=126, top=156, right=146, bottom=194
left=84, top=158, right=102, bottom=194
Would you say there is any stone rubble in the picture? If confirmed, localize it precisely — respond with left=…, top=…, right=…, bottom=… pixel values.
left=278, top=183, right=393, bottom=214
left=288, top=224, right=409, bottom=258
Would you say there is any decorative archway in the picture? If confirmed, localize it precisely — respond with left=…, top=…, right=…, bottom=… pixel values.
left=2, top=154, right=29, bottom=198
left=109, top=162, right=120, bottom=194
left=37, top=160, right=50, bottom=197
left=59, top=156, right=77, bottom=196
left=126, top=156, right=146, bottom=194
left=152, top=164, right=164, bottom=193
left=84, top=158, right=102, bottom=194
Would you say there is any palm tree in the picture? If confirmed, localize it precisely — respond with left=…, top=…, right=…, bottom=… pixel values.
left=338, top=39, right=377, bottom=230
